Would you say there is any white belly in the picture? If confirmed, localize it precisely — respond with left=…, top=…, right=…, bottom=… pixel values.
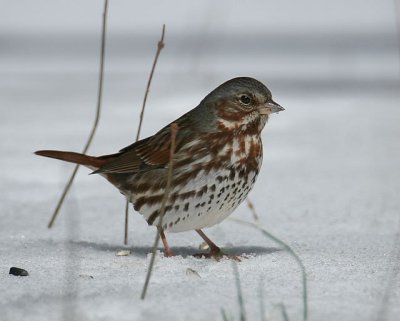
left=133, top=167, right=258, bottom=233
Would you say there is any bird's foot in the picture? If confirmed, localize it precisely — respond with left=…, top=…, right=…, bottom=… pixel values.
left=163, top=248, right=175, bottom=257
left=193, top=247, right=241, bottom=261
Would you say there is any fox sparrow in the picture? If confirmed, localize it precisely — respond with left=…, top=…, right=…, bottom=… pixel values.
left=35, top=77, right=284, bottom=257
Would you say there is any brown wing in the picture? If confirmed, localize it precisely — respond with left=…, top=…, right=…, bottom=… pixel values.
left=94, top=122, right=193, bottom=174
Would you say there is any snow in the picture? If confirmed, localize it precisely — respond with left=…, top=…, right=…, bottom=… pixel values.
left=1, top=1, right=400, bottom=321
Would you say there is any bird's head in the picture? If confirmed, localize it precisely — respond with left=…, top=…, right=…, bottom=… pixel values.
left=202, top=77, right=284, bottom=133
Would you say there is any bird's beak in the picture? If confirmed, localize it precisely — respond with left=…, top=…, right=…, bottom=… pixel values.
left=259, top=101, right=285, bottom=115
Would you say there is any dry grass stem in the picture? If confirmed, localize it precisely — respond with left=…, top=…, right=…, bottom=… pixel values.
left=124, top=199, right=129, bottom=245
left=140, top=123, right=178, bottom=300
left=124, top=24, right=166, bottom=244
left=394, top=0, right=400, bottom=75
left=47, top=0, right=108, bottom=228
left=246, top=197, right=259, bottom=222
left=136, top=24, right=166, bottom=142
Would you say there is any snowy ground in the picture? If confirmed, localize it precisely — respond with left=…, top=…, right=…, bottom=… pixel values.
left=1, top=1, right=400, bottom=321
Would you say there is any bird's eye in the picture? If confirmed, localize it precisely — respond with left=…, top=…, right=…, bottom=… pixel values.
left=240, top=95, right=251, bottom=105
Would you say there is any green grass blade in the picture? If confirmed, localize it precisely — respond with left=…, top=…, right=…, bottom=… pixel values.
left=233, top=263, right=247, bottom=321
left=278, top=303, right=290, bottom=321
left=259, top=278, right=268, bottom=321
left=220, top=308, right=230, bottom=321
left=231, top=218, right=308, bottom=321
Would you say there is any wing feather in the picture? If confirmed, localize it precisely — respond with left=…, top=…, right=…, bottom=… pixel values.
left=94, top=121, right=194, bottom=174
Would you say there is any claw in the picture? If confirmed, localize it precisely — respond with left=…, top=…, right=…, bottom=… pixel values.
left=163, top=249, right=175, bottom=257
left=193, top=248, right=242, bottom=261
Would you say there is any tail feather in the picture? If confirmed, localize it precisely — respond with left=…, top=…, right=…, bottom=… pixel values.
left=34, top=150, right=107, bottom=169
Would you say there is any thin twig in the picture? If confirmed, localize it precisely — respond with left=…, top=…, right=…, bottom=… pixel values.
left=246, top=197, right=259, bottom=222
left=136, top=24, right=166, bottom=142
left=393, top=0, right=400, bottom=75
left=230, top=218, right=308, bottom=321
left=124, top=24, right=166, bottom=244
left=48, top=0, right=108, bottom=228
left=124, top=199, right=129, bottom=245
left=140, top=123, right=177, bottom=300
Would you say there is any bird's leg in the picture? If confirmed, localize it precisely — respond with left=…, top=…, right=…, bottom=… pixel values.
left=196, top=229, right=222, bottom=256
left=158, top=228, right=174, bottom=257
left=194, top=229, right=241, bottom=261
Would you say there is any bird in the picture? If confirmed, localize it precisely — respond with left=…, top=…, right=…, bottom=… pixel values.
left=35, top=77, right=284, bottom=258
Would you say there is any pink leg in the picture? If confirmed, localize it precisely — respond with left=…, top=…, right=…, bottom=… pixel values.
left=159, top=228, right=174, bottom=257
left=195, top=229, right=241, bottom=261
left=196, top=229, right=221, bottom=255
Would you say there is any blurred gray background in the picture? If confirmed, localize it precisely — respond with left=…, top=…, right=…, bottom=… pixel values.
left=1, top=0, right=398, bottom=110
